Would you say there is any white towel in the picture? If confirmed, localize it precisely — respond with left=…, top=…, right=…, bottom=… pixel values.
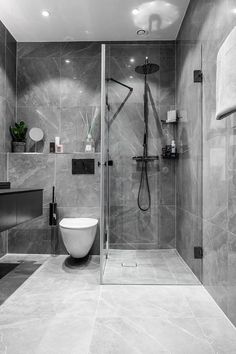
left=216, top=26, right=236, bottom=120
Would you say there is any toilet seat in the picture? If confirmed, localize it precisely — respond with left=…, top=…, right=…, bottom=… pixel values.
left=59, top=218, right=98, bottom=230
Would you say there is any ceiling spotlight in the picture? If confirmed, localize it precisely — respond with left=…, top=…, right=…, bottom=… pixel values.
left=132, top=8, right=140, bottom=15
left=65, top=59, right=71, bottom=63
left=41, top=10, right=50, bottom=17
left=129, top=76, right=133, bottom=79
left=130, top=58, right=135, bottom=63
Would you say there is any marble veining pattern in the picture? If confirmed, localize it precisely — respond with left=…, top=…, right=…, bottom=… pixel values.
left=107, top=43, right=176, bottom=249
left=0, top=21, right=17, bottom=258
left=0, top=255, right=235, bottom=353
left=176, top=0, right=236, bottom=326
left=103, top=249, right=200, bottom=285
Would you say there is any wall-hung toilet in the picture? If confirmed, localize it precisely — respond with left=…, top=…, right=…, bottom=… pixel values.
left=59, top=218, right=98, bottom=258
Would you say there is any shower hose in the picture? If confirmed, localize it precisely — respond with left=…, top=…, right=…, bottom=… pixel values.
left=137, top=144, right=151, bottom=212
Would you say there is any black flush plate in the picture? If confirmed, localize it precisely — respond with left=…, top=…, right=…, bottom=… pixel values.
left=72, top=159, right=95, bottom=175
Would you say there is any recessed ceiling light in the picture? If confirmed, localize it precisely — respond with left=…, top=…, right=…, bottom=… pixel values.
left=232, top=8, right=236, bottom=14
left=41, top=10, right=50, bottom=17
left=132, top=8, right=140, bottom=15
left=65, top=59, right=71, bottom=63
left=129, top=76, right=133, bottom=79
left=130, top=58, right=135, bottom=63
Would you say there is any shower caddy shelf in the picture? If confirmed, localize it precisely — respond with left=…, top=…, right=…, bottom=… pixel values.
left=161, top=119, right=178, bottom=125
left=161, top=153, right=179, bottom=160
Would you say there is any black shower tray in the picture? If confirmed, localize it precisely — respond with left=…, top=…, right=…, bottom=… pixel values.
left=132, top=155, right=159, bottom=162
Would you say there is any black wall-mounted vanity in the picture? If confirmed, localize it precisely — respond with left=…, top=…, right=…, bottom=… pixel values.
left=0, top=189, right=43, bottom=232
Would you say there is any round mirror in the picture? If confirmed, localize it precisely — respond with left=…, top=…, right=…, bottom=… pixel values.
left=29, top=128, right=44, bottom=142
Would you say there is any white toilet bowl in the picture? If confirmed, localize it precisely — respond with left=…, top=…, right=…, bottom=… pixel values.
left=59, top=218, right=98, bottom=258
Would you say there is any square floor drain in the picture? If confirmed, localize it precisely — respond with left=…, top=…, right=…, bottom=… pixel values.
left=121, top=262, right=138, bottom=267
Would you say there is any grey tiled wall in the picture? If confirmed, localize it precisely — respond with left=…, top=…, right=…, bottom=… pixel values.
left=107, top=43, right=176, bottom=249
left=176, top=0, right=236, bottom=326
left=7, top=42, right=102, bottom=255
left=7, top=153, right=100, bottom=255
left=7, top=41, right=177, bottom=255
left=0, top=21, right=16, bottom=257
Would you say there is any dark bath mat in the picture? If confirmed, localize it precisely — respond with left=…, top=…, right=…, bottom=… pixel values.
left=0, top=263, right=19, bottom=279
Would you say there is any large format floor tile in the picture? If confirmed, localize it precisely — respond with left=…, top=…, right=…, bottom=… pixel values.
left=103, top=249, right=200, bottom=284
left=0, top=254, right=235, bottom=353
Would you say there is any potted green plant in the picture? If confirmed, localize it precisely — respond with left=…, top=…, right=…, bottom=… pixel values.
left=9, top=121, right=28, bottom=152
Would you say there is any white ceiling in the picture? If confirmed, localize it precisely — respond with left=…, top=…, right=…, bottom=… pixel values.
left=0, top=0, right=190, bottom=42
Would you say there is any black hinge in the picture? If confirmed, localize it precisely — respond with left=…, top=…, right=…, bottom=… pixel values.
left=193, top=70, right=203, bottom=83
left=194, top=246, right=203, bottom=259
left=108, top=160, right=113, bottom=166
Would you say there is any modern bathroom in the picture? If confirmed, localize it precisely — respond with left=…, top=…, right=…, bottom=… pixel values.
left=0, top=0, right=236, bottom=352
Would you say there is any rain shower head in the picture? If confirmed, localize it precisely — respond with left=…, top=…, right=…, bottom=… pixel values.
left=135, top=57, right=159, bottom=75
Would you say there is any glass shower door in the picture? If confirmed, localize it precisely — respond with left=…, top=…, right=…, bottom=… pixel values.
left=100, top=42, right=203, bottom=285
left=100, top=44, right=109, bottom=283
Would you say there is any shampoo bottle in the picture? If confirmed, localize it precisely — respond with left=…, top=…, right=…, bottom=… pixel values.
left=85, top=133, right=95, bottom=153
left=171, top=140, right=176, bottom=154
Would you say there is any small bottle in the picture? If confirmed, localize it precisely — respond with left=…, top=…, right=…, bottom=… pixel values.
left=55, top=137, right=63, bottom=153
left=85, top=133, right=95, bottom=153
left=171, top=140, right=176, bottom=154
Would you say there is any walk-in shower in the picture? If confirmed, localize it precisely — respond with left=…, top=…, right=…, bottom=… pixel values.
left=100, top=43, right=203, bottom=285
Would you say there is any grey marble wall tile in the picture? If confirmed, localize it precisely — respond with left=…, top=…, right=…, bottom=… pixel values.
left=17, top=58, right=60, bottom=107
left=227, top=231, right=236, bottom=325
left=55, top=153, right=100, bottom=208
left=159, top=205, right=175, bottom=249
left=17, top=42, right=61, bottom=58
left=0, top=21, right=5, bottom=42
left=177, top=0, right=236, bottom=325
left=109, top=205, right=158, bottom=249
left=228, top=169, right=236, bottom=234
left=5, top=102, right=16, bottom=152
left=17, top=106, right=60, bottom=153
left=108, top=56, right=160, bottom=105
left=0, top=153, right=7, bottom=180
left=8, top=208, right=52, bottom=254
left=60, top=106, right=100, bottom=153
left=160, top=160, right=175, bottom=205
left=176, top=208, right=202, bottom=280
left=6, top=29, right=16, bottom=57
left=6, top=47, right=16, bottom=107
left=109, top=43, right=161, bottom=60
left=228, top=114, right=236, bottom=170
left=0, top=97, right=6, bottom=152
left=0, top=231, right=7, bottom=257
left=0, top=33, right=6, bottom=98
left=60, top=42, right=101, bottom=58
left=60, top=55, right=101, bottom=107
left=203, top=220, right=228, bottom=313
left=109, top=158, right=160, bottom=207
left=8, top=153, right=56, bottom=206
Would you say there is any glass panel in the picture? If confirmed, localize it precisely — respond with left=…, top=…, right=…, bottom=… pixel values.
left=99, top=44, right=107, bottom=282
left=101, top=42, right=203, bottom=285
